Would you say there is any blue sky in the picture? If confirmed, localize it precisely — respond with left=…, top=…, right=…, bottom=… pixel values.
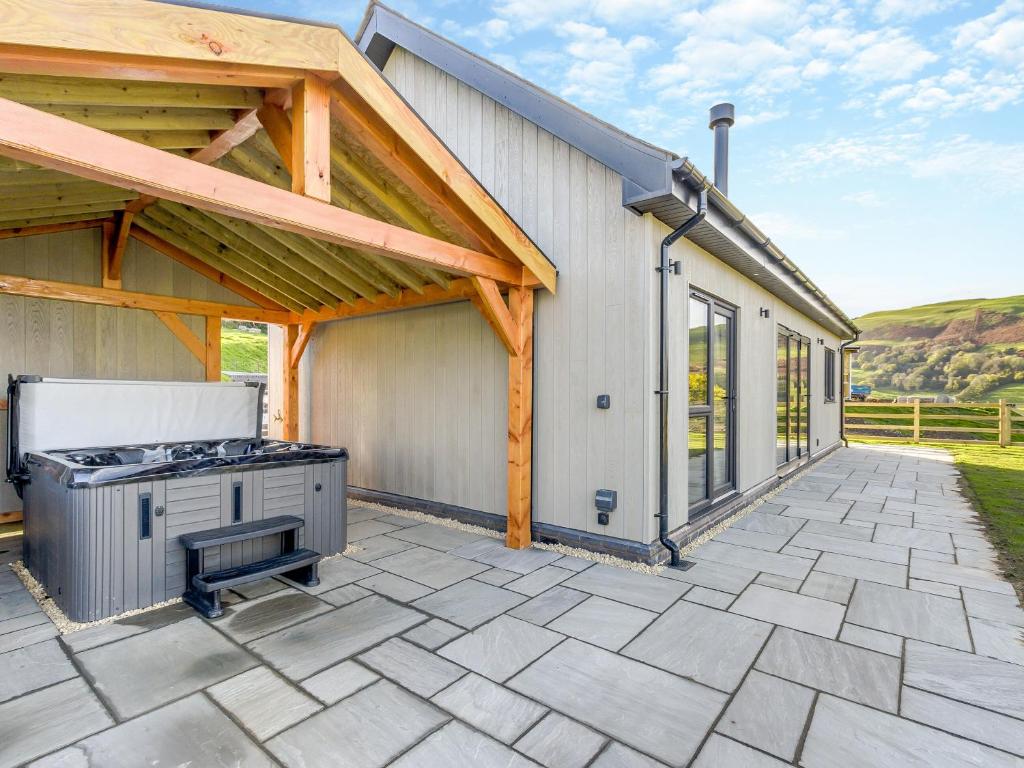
left=229, top=0, right=1020, bottom=317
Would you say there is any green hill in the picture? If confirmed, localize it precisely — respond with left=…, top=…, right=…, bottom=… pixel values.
left=852, top=295, right=1024, bottom=401
left=221, top=326, right=268, bottom=374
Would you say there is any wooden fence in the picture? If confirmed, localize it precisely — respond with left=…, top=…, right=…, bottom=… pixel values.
left=844, top=399, right=1024, bottom=446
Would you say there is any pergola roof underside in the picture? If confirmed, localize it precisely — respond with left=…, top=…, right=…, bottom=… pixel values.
left=0, top=74, right=477, bottom=314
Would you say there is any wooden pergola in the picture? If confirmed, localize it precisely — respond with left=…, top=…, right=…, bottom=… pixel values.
left=0, top=0, right=556, bottom=547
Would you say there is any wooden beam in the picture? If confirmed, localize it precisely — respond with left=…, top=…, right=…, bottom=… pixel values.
left=255, top=103, right=293, bottom=173
left=189, top=108, right=260, bottom=165
left=0, top=74, right=262, bottom=109
left=506, top=286, right=534, bottom=549
left=153, top=310, right=205, bottom=362
left=0, top=510, right=22, bottom=524
left=0, top=98, right=526, bottom=286
left=470, top=276, right=520, bottom=357
left=106, top=210, right=132, bottom=287
left=0, top=272, right=293, bottom=323
left=302, top=278, right=477, bottom=323
left=99, top=219, right=120, bottom=289
left=282, top=324, right=299, bottom=440
left=291, top=74, right=331, bottom=202
left=0, top=217, right=106, bottom=240
left=290, top=321, right=317, bottom=368
left=206, top=316, right=221, bottom=381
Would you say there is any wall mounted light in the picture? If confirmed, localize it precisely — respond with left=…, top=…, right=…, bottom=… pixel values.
left=759, top=307, right=770, bottom=318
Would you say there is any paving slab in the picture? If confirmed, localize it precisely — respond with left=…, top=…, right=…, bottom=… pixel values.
left=682, top=585, right=735, bottom=609
left=909, top=557, right=1016, bottom=595
left=754, top=573, right=803, bottom=592
left=904, top=639, right=1024, bottom=719
left=845, top=581, right=971, bottom=650
left=433, top=672, right=546, bottom=743
left=474, top=567, right=520, bottom=586
left=267, top=679, right=448, bottom=768
left=249, top=595, right=423, bottom=680
left=345, top=534, right=416, bottom=563
left=61, top=620, right=157, bottom=655
left=623, top=601, right=771, bottom=692
left=392, top=720, right=537, bottom=767
left=550, top=555, right=597, bottom=572
left=0, top=588, right=39, bottom=622
left=716, top=669, right=814, bottom=761
left=75, top=616, right=256, bottom=719
left=0, top=678, right=112, bottom=768
left=689, top=540, right=812, bottom=580
left=733, top=511, right=806, bottom=536
left=591, top=742, right=668, bottom=767
left=514, top=711, right=607, bottom=768
left=413, top=579, right=528, bottom=628
left=402, top=618, right=464, bottom=650
left=509, top=639, right=727, bottom=767
left=207, top=665, right=322, bottom=740
left=713, top=527, right=790, bottom=552
left=730, top=584, right=845, bottom=638
left=296, top=556, right=380, bottom=594
left=359, top=638, right=466, bottom=697
left=299, top=660, right=379, bottom=705
left=692, top=734, right=790, bottom=768
left=216, top=588, right=332, bottom=643
left=839, top=623, right=903, bottom=657
left=0, top=620, right=57, bottom=654
left=969, top=615, right=1024, bottom=665
left=801, top=519, right=875, bottom=542
left=373, top=514, right=422, bottom=528
left=347, top=519, right=401, bottom=541
left=356, top=571, right=434, bottom=602
left=909, top=577, right=961, bottom=598
left=658, top=557, right=756, bottom=594
left=508, top=586, right=589, bottom=625
left=387, top=523, right=488, bottom=552
left=548, top=595, right=657, bottom=651
left=900, top=686, right=1024, bottom=758
left=318, top=584, right=373, bottom=607
left=505, top=565, right=573, bottom=597
left=873, top=524, right=953, bottom=554
left=468, top=545, right=564, bottom=575
left=561, top=564, right=689, bottom=612
left=755, top=627, right=900, bottom=712
left=800, top=571, right=855, bottom=604
left=438, top=615, right=563, bottom=682
left=373, top=546, right=491, bottom=589
left=801, top=693, right=1019, bottom=768
left=813, top=552, right=907, bottom=587
left=961, top=588, right=1024, bottom=627
left=790, top=531, right=908, bottom=565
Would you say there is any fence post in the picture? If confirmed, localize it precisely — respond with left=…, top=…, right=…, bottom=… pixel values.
left=913, top=399, right=921, bottom=443
left=999, top=399, right=1009, bottom=447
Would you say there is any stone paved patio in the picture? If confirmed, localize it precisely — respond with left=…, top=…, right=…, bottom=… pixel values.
left=1, top=445, right=1023, bottom=767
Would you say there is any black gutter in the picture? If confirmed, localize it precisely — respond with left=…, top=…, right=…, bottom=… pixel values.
left=656, top=188, right=707, bottom=569
left=838, top=332, right=861, bottom=446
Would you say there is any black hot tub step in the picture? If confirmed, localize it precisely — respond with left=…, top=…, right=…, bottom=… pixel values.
left=191, top=548, right=322, bottom=593
left=180, top=515, right=305, bottom=549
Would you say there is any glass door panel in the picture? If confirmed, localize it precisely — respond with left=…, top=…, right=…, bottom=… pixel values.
left=777, top=327, right=811, bottom=464
left=689, top=297, right=709, bottom=406
left=688, top=416, right=708, bottom=505
left=776, top=333, right=788, bottom=464
left=713, top=311, right=733, bottom=491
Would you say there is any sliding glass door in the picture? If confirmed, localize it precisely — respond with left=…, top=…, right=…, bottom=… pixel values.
left=777, top=327, right=810, bottom=465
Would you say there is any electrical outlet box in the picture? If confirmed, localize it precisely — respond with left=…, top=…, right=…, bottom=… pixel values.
left=595, top=489, right=617, bottom=512
left=597, top=512, right=609, bottom=525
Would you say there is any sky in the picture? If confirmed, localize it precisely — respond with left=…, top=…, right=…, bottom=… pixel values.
left=226, top=0, right=1021, bottom=318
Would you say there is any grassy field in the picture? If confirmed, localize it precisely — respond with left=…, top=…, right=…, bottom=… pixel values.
left=855, top=294, right=1024, bottom=335
left=221, top=328, right=268, bottom=374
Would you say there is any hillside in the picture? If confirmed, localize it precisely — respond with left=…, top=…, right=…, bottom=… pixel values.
left=221, top=326, right=268, bottom=374
left=852, top=295, right=1024, bottom=401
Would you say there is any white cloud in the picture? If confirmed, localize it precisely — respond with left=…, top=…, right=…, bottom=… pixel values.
left=954, top=0, right=1024, bottom=65
left=873, top=0, right=957, bottom=22
left=840, top=31, right=938, bottom=83
left=748, top=211, right=844, bottom=241
left=911, top=135, right=1024, bottom=192
left=842, top=190, right=884, bottom=207
left=736, top=109, right=789, bottom=127
left=554, top=21, right=656, bottom=104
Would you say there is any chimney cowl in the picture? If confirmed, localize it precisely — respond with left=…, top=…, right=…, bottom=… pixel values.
left=709, top=102, right=735, bottom=197
left=708, top=102, right=735, bottom=129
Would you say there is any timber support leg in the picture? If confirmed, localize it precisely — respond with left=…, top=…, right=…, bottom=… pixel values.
left=506, top=286, right=534, bottom=549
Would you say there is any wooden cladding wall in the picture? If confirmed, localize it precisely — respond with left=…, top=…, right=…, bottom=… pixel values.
left=0, top=228, right=252, bottom=514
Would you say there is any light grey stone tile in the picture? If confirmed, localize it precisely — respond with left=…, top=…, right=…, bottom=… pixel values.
left=433, top=672, right=546, bottom=744
left=874, top=524, right=953, bottom=553
left=755, top=627, right=900, bottom=712
left=470, top=546, right=565, bottom=575
left=802, top=520, right=874, bottom=542
left=813, top=552, right=907, bottom=587
left=623, top=601, right=771, bottom=692
left=319, top=584, right=373, bottom=607
left=230, top=576, right=286, bottom=600
left=474, top=568, right=520, bottom=586
left=509, top=639, right=728, bottom=767
left=800, top=571, right=855, bottom=604
left=790, top=532, right=908, bottom=565
left=76, top=616, right=256, bottom=719
left=438, top=615, right=563, bottom=682
left=345, top=534, right=416, bottom=563
left=447, top=537, right=506, bottom=560
left=347, top=506, right=389, bottom=523
left=801, top=693, right=1020, bottom=768
left=562, top=564, right=690, bottom=612
left=299, top=660, right=379, bottom=705
left=968, top=616, right=1024, bottom=665
left=846, top=581, right=971, bottom=650
left=683, top=586, right=734, bottom=609
left=508, top=587, right=589, bottom=625
left=295, top=556, right=380, bottom=595
left=716, top=670, right=814, bottom=761
left=505, top=565, right=573, bottom=597
left=692, top=734, right=791, bottom=768
left=0, top=610, right=48, bottom=637
left=901, top=686, right=1024, bottom=758
left=754, top=573, right=803, bottom=592
left=0, top=621, right=57, bottom=654
left=267, top=680, right=448, bottom=768
left=548, top=596, right=657, bottom=651
left=912, top=549, right=954, bottom=563
left=0, top=678, right=112, bottom=768
left=956, top=548, right=1000, bottom=571
left=909, top=578, right=961, bottom=598
left=780, top=545, right=820, bottom=559
left=962, top=588, right=1024, bottom=627
left=845, top=507, right=912, bottom=527
left=356, top=571, right=434, bottom=602
left=515, top=712, right=606, bottom=768
left=591, top=742, right=668, bottom=767
left=550, top=555, right=596, bottom=572
left=217, top=588, right=333, bottom=643
left=347, top=519, right=401, bottom=541
left=689, top=541, right=812, bottom=580
left=393, top=721, right=537, bottom=768
left=413, top=580, right=527, bottom=629
left=373, top=546, right=490, bottom=589
left=733, top=512, right=805, bottom=536
left=358, top=638, right=466, bottom=697
left=387, top=523, right=488, bottom=552
left=249, top=595, right=423, bottom=680
left=373, top=514, right=422, bottom=528
left=713, top=527, right=790, bottom=552
left=658, top=558, right=756, bottom=594
left=207, top=666, right=321, bottom=741
left=756, top=502, right=788, bottom=515
left=839, top=623, right=903, bottom=657
left=0, top=588, right=38, bottom=622
left=402, top=618, right=464, bottom=650
left=953, top=533, right=996, bottom=552
left=730, top=584, right=845, bottom=638
left=779, top=504, right=847, bottom=523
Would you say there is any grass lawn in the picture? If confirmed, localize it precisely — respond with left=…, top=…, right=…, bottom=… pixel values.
left=221, top=328, right=268, bottom=374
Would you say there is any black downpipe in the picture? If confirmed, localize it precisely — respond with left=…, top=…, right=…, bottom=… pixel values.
left=657, top=189, right=707, bottom=568
left=838, top=332, right=861, bottom=447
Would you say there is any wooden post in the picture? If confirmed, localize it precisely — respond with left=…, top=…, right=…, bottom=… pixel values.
left=205, top=316, right=221, bottom=382
left=506, top=286, right=534, bottom=549
left=282, top=324, right=300, bottom=440
left=291, top=74, right=331, bottom=202
left=100, top=219, right=120, bottom=289
left=912, top=399, right=921, bottom=443
left=999, top=398, right=1009, bottom=447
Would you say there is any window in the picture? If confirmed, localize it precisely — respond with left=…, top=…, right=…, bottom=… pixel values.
left=777, top=326, right=810, bottom=465
left=824, top=348, right=836, bottom=403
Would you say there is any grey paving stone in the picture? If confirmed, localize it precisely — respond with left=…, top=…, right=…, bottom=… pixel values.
left=359, top=638, right=466, bottom=697
left=207, top=665, right=322, bottom=740
left=800, top=571, right=855, bottom=604
left=393, top=721, right=537, bottom=768
left=658, top=557, right=756, bottom=594
left=267, top=679, right=449, bottom=768
left=692, top=734, right=791, bottom=767
left=813, top=552, right=907, bottom=587
left=505, top=565, right=573, bottom=597
left=623, top=601, right=771, bottom=692
left=388, top=523, right=488, bottom=552
left=33, top=693, right=273, bottom=768
left=716, top=670, right=814, bottom=761
left=373, top=546, right=490, bottom=589
left=0, top=638, right=77, bottom=704
left=900, top=686, right=1024, bottom=758
left=910, top=557, right=1016, bottom=595
left=839, top=623, right=903, bottom=657
left=845, top=507, right=912, bottom=527
left=754, top=573, right=803, bottom=592
left=845, top=581, right=971, bottom=650
left=801, top=693, right=1020, bottom=768
left=514, top=711, right=607, bottom=768
left=299, top=660, right=379, bottom=705
left=402, top=618, right=464, bottom=650
left=0, top=621, right=57, bottom=654
left=345, top=534, right=416, bottom=563
left=347, top=506, right=388, bottom=523
left=439, top=615, right=563, bottom=682
left=0, top=588, right=38, bottom=622
left=733, top=511, right=806, bottom=536
left=216, top=588, right=332, bottom=643
left=713, top=527, right=790, bottom=552
left=730, top=584, right=845, bottom=638
left=962, top=588, right=1024, bottom=627
left=562, top=564, right=689, bottom=612
left=802, top=519, right=874, bottom=542
left=0, top=678, right=112, bottom=768
left=779, top=503, right=848, bottom=523
left=755, top=627, right=900, bottom=712
left=756, top=502, right=788, bottom=515
left=873, top=524, right=953, bottom=553
left=413, top=579, right=527, bottom=628
left=296, top=555, right=380, bottom=595
left=347, top=519, right=401, bottom=541
left=510, top=639, right=727, bottom=767
left=508, top=586, right=589, bottom=625
left=968, top=616, right=1024, bottom=665
left=548, top=596, right=657, bottom=651
left=689, top=541, right=812, bottom=580
left=249, top=595, right=423, bottom=680
left=319, top=583, right=373, bottom=607
left=790, top=532, right=908, bottom=565
left=912, top=549, right=954, bottom=564
left=356, top=571, right=434, bottom=602
left=474, top=567, right=520, bottom=586
left=373, top=514, right=422, bottom=528
left=447, top=537, right=506, bottom=560
left=550, top=555, right=597, bottom=572
left=682, top=585, right=734, bottom=609
left=780, top=545, right=820, bottom=559
left=433, top=672, right=547, bottom=744
left=590, top=742, right=668, bottom=767
left=470, top=546, right=564, bottom=575
left=909, top=578, right=961, bottom=598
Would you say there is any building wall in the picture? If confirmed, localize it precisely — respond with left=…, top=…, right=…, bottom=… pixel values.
left=0, top=227, right=251, bottom=515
